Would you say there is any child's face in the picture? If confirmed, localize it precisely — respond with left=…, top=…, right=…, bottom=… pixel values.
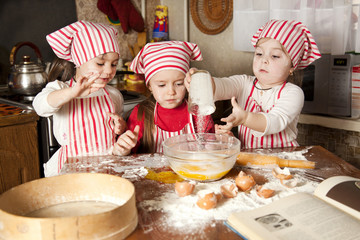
left=253, top=38, right=293, bottom=87
left=148, top=69, right=186, bottom=109
left=76, top=52, right=119, bottom=84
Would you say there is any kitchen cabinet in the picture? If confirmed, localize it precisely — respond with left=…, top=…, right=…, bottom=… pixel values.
left=0, top=111, right=40, bottom=194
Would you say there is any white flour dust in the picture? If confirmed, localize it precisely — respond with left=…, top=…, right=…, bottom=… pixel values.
left=64, top=154, right=169, bottom=181
left=138, top=169, right=319, bottom=235
left=122, top=167, right=148, bottom=181
left=63, top=148, right=319, bottom=237
left=112, top=154, right=168, bottom=180
left=195, top=115, right=210, bottom=133
left=138, top=148, right=319, bottom=235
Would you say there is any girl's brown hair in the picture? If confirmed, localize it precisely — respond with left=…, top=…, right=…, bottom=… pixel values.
left=47, top=57, right=75, bottom=82
left=136, top=95, right=156, bottom=153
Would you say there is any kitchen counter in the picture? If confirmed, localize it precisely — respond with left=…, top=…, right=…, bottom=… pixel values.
left=60, top=146, right=360, bottom=240
left=299, top=113, right=360, bottom=132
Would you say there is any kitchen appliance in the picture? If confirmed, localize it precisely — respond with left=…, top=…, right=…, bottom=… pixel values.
left=0, top=86, right=146, bottom=177
left=301, top=54, right=360, bottom=118
left=7, top=42, right=47, bottom=100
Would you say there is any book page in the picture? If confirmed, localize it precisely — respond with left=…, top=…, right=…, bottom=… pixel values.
left=227, top=193, right=360, bottom=240
left=314, top=176, right=360, bottom=220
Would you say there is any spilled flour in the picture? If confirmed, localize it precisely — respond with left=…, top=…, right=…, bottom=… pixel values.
left=132, top=148, right=319, bottom=236
left=62, top=148, right=319, bottom=237
left=138, top=169, right=319, bottom=236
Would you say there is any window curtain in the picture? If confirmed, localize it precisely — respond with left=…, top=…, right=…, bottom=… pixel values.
left=233, top=0, right=358, bottom=54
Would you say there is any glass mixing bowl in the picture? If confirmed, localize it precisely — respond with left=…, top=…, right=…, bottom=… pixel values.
left=163, top=133, right=241, bottom=182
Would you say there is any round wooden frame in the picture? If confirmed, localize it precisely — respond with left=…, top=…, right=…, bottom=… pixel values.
left=190, top=0, right=233, bottom=35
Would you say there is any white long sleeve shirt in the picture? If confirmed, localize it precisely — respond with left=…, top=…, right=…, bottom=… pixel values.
left=33, top=80, right=124, bottom=151
left=213, top=75, right=304, bottom=148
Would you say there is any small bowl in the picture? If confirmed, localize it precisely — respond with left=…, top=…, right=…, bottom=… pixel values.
left=163, top=133, right=240, bottom=182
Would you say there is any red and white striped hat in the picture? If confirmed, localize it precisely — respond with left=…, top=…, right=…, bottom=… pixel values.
left=130, top=41, right=203, bottom=84
left=46, top=21, right=121, bottom=67
left=251, top=19, right=321, bottom=70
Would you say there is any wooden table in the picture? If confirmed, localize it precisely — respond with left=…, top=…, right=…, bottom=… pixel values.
left=61, top=146, right=360, bottom=240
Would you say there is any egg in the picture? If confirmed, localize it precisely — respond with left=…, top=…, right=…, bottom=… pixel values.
left=196, top=190, right=218, bottom=210
left=256, top=185, right=275, bottom=198
left=220, top=182, right=238, bottom=198
left=235, top=171, right=256, bottom=192
left=174, top=181, right=195, bottom=197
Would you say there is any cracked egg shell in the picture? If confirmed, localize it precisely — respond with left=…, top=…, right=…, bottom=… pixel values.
left=272, top=167, right=293, bottom=180
left=235, top=171, right=256, bottom=192
left=175, top=181, right=195, bottom=197
left=256, top=185, right=275, bottom=198
left=196, top=190, right=218, bottom=210
left=220, top=182, right=238, bottom=198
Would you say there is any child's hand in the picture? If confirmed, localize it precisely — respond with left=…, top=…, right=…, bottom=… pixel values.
left=215, top=124, right=234, bottom=136
left=71, top=72, right=105, bottom=97
left=107, top=112, right=126, bottom=135
left=219, top=97, right=249, bottom=129
left=184, top=67, right=198, bottom=91
left=112, top=125, right=140, bottom=156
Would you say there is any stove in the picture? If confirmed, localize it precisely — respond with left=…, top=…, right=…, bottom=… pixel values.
left=0, top=85, right=146, bottom=177
left=0, top=85, right=145, bottom=113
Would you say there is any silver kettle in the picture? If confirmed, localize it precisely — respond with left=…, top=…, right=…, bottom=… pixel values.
left=8, top=41, right=47, bottom=96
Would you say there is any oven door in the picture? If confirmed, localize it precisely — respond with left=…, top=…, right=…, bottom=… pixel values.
left=38, top=117, right=59, bottom=171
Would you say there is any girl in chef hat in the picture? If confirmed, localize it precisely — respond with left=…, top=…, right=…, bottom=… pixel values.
left=114, top=41, right=215, bottom=155
left=33, top=21, right=127, bottom=177
left=186, top=19, right=321, bottom=149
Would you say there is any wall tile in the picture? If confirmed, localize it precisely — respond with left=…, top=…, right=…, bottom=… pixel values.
left=298, top=123, right=360, bottom=169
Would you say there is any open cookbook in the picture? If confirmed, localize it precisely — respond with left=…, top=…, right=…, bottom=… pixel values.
left=225, top=176, right=360, bottom=240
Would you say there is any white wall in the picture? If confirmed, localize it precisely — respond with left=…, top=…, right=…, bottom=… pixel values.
left=157, top=0, right=255, bottom=78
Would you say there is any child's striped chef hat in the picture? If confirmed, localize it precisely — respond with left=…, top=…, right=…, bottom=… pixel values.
left=130, top=41, right=203, bottom=85
left=46, top=21, right=121, bottom=67
left=251, top=19, right=321, bottom=70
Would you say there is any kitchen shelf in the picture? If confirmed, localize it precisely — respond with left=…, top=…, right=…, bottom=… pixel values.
left=299, top=114, right=360, bottom=132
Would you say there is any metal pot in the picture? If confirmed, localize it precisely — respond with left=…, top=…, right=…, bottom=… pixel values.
left=8, top=41, right=47, bottom=96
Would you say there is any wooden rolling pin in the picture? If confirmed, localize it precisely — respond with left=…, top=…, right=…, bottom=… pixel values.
left=236, top=152, right=315, bottom=169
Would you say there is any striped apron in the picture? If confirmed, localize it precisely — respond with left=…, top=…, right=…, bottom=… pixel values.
left=239, top=80, right=298, bottom=149
left=56, top=79, right=116, bottom=173
left=153, top=102, right=195, bottom=153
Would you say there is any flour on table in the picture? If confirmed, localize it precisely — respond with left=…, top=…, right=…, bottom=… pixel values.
left=122, top=167, right=148, bottom=181
left=138, top=169, right=319, bottom=236
left=113, top=154, right=169, bottom=180
left=64, top=154, right=169, bottom=181
left=253, top=147, right=311, bottom=161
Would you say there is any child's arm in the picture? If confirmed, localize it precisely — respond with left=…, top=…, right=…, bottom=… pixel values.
left=113, top=125, right=140, bottom=156
left=47, top=72, right=103, bottom=108
left=217, top=97, right=266, bottom=133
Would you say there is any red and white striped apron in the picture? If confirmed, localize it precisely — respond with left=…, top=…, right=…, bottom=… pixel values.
left=239, top=80, right=297, bottom=149
left=153, top=102, right=195, bottom=153
left=56, top=79, right=116, bottom=173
